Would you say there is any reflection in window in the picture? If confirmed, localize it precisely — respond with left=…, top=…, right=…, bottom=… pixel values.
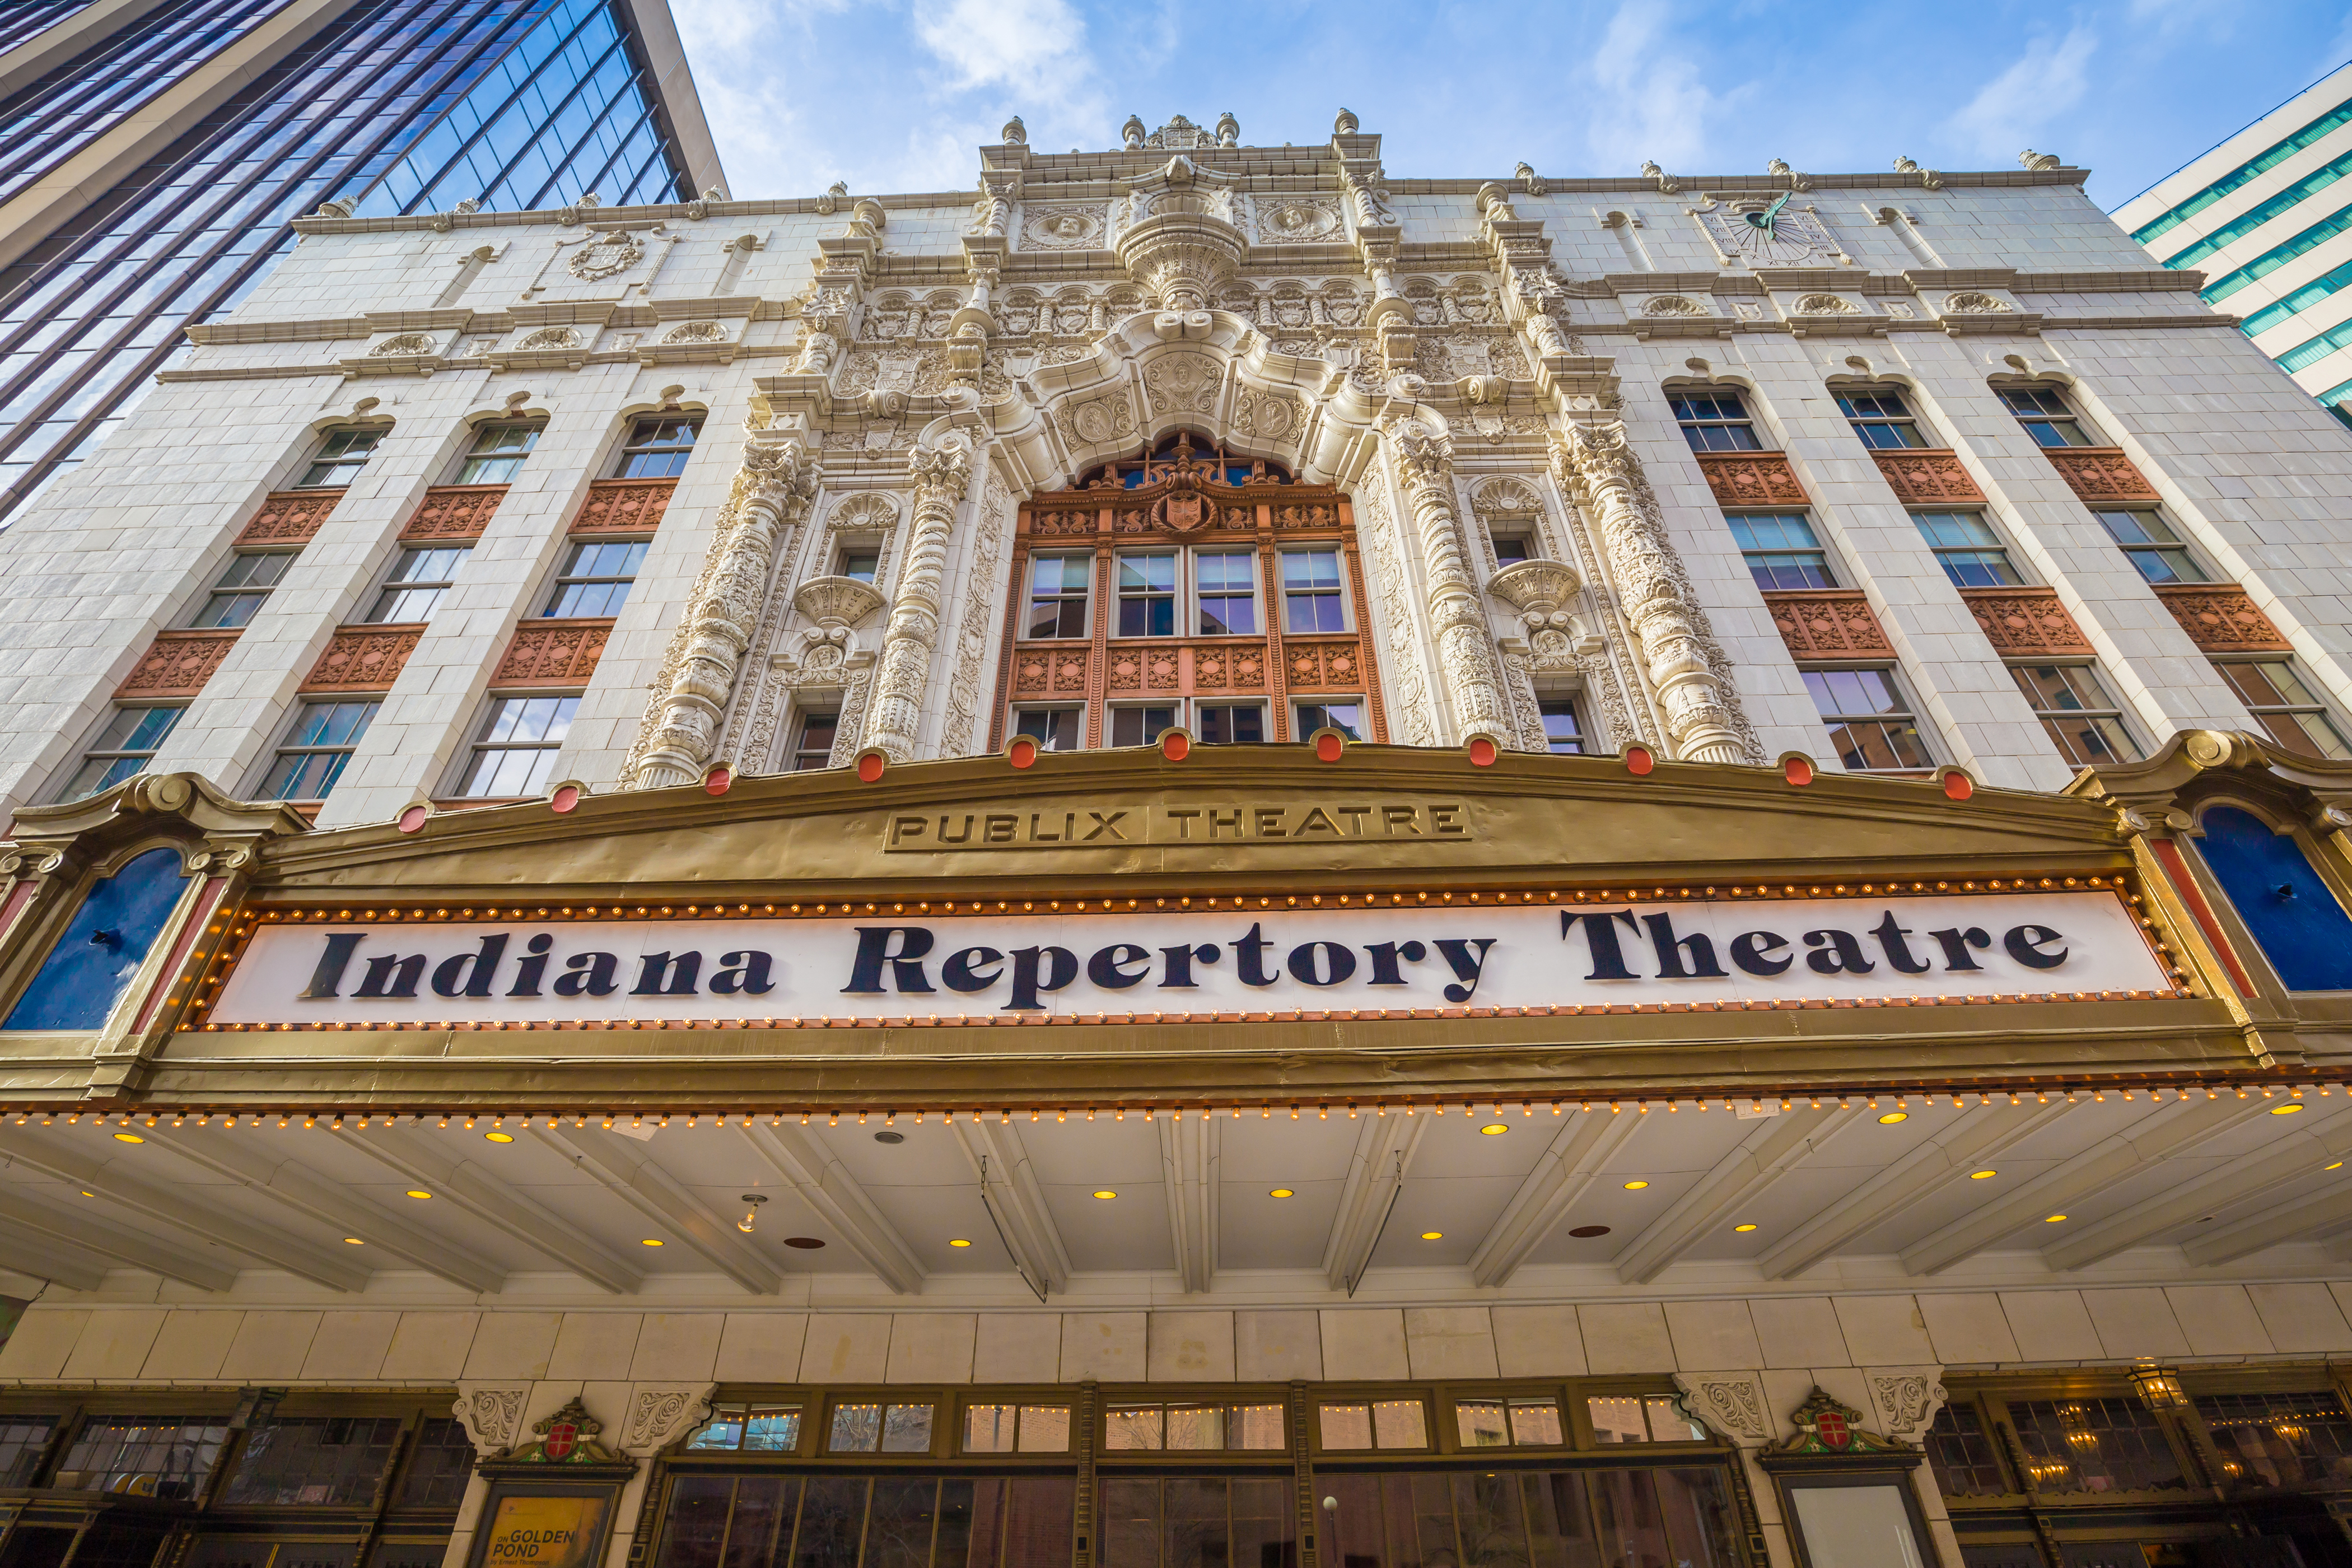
left=544, top=540, right=647, bottom=617
left=1672, top=391, right=1763, bottom=452
left=791, top=711, right=839, bottom=771
left=1109, top=706, right=1177, bottom=748
left=1804, top=669, right=1932, bottom=771
left=1196, top=552, right=1257, bottom=634
left=1117, top=555, right=1176, bottom=637
left=1025, top=557, right=1091, bottom=639
left=223, top=1417, right=403, bottom=1506
left=190, top=551, right=297, bottom=628
left=1539, top=699, right=1584, bottom=754
left=367, top=545, right=470, bottom=622
left=2008, top=1399, right=2184, bottom=1494
left=393, top=1417, right=477, bottom=1509
left=829, top=1403, right=934, bottom=1454
left=1837, top=390, right=1929, bottom=450
left=1728, top=513, right=1836, bottom=590
left=1281, top=552, right=1345, bottom=633
left=1455, top=1398, right=1565, bottom=1448
left=1317, top=1402, right=1426, bottom=1451
left=1294, top=703, right=1361, bottom=743
left=653, top=1473, right=1075, bottom=1568
left=2089, top=510, right=2206, bottom=584
left=57, top=706, right=182, bottom=800
left=1099, top=1476, right=1293, bottom=1568
left=1319, top=1467, right=1739, bottom=1568
left=1588, top=1397, right=1709, bottom=1444
left=2010, top=664, right=2140, bottom=767
left=1197, top=704, right=1263, bottom=745
left=687, top=1404, right=802, bottom=1453
left=51, top=1418, right=229, bottom=1499
left=456, top=423, right=542, bottom=484
left=614, top=417, right=701, bottom=479
left=259, top=700, right=379, bottom=801
left=2214, top=660, right=2352, bottom=761
left=1101, top=1406, right=1280, bottom=1453
left=1014, top=708, right=1081, bottom=752
left=0, top=1418, right=54, bottom=1487
left=2001, top=386, right=2094, bottom=448
left=2194, top=1392, right=2352, bottom=1489
left=1910, top=511, right=2022, bottom=587
left=455, top=696, right=577, bottom=799
left=297, top=428, right=383, bottom=488
left=1923, top=1403, right=2010, bottom=1499
left=963, top=1405, right=1070, bottom=1454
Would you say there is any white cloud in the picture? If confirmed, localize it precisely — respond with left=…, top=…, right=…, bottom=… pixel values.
left=1946, top=26, right=2098, bottom=159
left=912, top=0, right=1090, bottom=93
left=1581, top=0, right=1734, bottom=172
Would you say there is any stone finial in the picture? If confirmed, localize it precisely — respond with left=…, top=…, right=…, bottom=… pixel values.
left=1892, top=156, right=1919, bottom=174
left=1766, top=157, right=1792, bottom=179
left=314, top=197, right=355, bottom=219
left=2019, top=148, right=2061, bottom=171
left=1215, top=111, right=1239, bottom=147
left=1515, top=161, right=1545, bottom=196
left=1334, top=107, right=1359, bottom=135
left=1001, top=115, right=1027, bottom=144
left=1122, top=115, right=1146, bottom=149
left=577, top=190, right=601, bottom=208
left=452, top=197, right=481, bottom=214
left=700, top=187, right=724, bottom=202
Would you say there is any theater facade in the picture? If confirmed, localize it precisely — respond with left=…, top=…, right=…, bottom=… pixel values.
left=4, top=114, right=2352, bottom=1568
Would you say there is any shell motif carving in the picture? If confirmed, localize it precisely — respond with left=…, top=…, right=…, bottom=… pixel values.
left=1793, top=294, right=1858, bottom=315
left=1486, top=558, right=1583, bottom=614
left=368, top=333, right=436, bottom=356
left=517, top=326, right=583, bottom=351
left=794, top=575, right=887, bottom=629
left=567, top=230, right=645, bottom=280
left=1944, top=291, right=2010, bottom=314
left=664, top=319, right=728, bottom=343
left=1641, top=296, right=1706, bottom=318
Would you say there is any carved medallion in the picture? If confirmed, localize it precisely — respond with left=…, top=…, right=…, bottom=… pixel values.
left=567, top=230, right=645, bottom=281
left=1022, top=206, right=1107, bottom=250
left=1257, top=200, right=1342, bottom=242
left=1058, top=391, right=1136, bottom=447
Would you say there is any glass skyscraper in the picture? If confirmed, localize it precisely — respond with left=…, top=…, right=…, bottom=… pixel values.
left=0, top=0, right=722, bottom=520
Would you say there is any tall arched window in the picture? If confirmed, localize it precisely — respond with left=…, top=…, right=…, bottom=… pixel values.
left=2, top=847, right=188, bottom=1030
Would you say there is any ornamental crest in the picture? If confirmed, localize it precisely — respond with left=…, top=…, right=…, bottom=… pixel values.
left=568, top=230, right=645, bottom=281
left=507, top=1396, right=623, bottom=1464
left=1256, top=199, right=1342, bottom=242
left=1772, top=1387, right=1911, bottom=1455
left=1151, top=491, right=1211, bottom=534
left=1023, top=206, right=1107, bottom=250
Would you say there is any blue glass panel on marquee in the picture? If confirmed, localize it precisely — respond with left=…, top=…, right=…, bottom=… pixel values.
left=2194, top=807, right=2352, bottom=992
left=2, top=848, right=189, bottom=1031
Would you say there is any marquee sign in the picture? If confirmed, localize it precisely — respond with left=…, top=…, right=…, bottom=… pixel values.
left=200, top=887, right=2174, bottom=1028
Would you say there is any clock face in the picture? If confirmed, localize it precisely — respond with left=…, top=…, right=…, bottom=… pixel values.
left=1701, top=206, right=1830, bottom=265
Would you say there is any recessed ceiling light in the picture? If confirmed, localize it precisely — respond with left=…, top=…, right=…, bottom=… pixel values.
left=406, top=1189, right=432, bottom=1199
left=784, top=1236, right=825, bottom=1249
left=1093, top=1189, right=1117, bottom=1200
left=875, top=1130, right=905, bottom=1144
left=2330, top=1162, right=2346, bottom=1172
left=112, top=1132, right=143, bottom=1144
left=1269, top=1188, right=1295, bottom=1198
left=1567, top=1224, right=1610, bottom=1238
left=1420, top=1231, right=1443, bottom=1240
left=2044, top=1214, right=2067, bottom=1224
left=1877, top=1112, right=1907, bottom=1124
left=343, top=1236, right=365, bottom=1245
left=2271, top=1104, right=2304, bottom=1115
left=949, top=1238, right=972, bottom=1247
left=1479, top=1123, right=1508, bottom=1135
left=1622, top=1180, right=1649, bottom=1190
left=484, top=1131, right=514, bottom=1142
left=1733, top=1224, right=1757, bottom=1233
left=78, top=1191, right=94, bottom=1198
left=641, top=1238, right=665, bottom=1246
left=1970, top=1170, right=1996, bottom=1179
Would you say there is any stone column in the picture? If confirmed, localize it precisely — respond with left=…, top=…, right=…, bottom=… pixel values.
left=1552, top=421, right=1758, bottom=765
left=863, top=436, right=975, bottom=760
left=1388, top=423, right=1508, bottom=742
left=623, top=428, right=818, bottom=789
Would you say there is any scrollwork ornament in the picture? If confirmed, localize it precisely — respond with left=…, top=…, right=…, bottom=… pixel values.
left=452, top=1385, right=530, bottom=1457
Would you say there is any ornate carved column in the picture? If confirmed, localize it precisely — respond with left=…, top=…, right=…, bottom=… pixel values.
left=1552, top=422, right=1759, bottom=765
left=623, top=428, right=818, bottom=789
left=1387, top=422, right=1508, bottom=741
left=863, top=436, right=976, bottom=760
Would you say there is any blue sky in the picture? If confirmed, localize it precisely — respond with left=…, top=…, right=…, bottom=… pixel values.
left=670, top=0, right=2352, bottom=213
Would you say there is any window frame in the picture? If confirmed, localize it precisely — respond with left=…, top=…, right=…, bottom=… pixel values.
left=788, top=707, right=841, bottom=771
left=293, top=426, right=384, bottom=489
left=834, top=543, right=882, bottom=585
left=1537, top=696, right=1587, bottom=755
left=187, top=549, right=301, bottom=629
left=1195, top=702, right=1265, bottom=745
left=453, top=421, right=544, bottom=486
left=1727, top=511, right=1839, bottom=591
left=1908, top=510, right=2026, bottom=588
left=1192, top=548, right=1259, bottom=637
left=365, top=544, right=472, bottom=624
left=449, top=693, right=580, bottom=800
left=1835, top=388, right=1931, bottom=450
left=1107, top=702, right=1180, bottom=749
left=2213, top=658, right=2352, bottom=761
left=1802, top=665, right=1935, bottom=772
left=1293, top=699, right=1365, bottom=743
left=1999, top=385, right=2096, bottom=449
left=254, top=699, right=381, bottom=802
left=1112, top=550, right=1178, bottom=640
left=1011, top=706, right=1084, bottom=752
left=54, top=705, right=185, bottom=802
left=540, top=537, right=647, bottom=619
left=1669, top=389, right=1766, bottom=452
left=2006, top=662, right=2142, bottom=768
left=610, top=414, right=701, bottom=479
left=2089, top=508, right=2208, bottom=584
left=1278, top=548, right=1349, bottom=635
left=1021, top=554, right=1093, bottom=641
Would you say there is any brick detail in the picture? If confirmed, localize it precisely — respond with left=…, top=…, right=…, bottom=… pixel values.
left=1189, top=643, right=1267, bottom=690
left=493, top=618, right=613, bottom=685
left=571, top=477, right=677, bottom=534
left=1282, top=639, right=1368, bottom=689
left=299, top=624, right=424, bottom=692
left=1761, top=589, right=1896, bottom=660
left=2152, top=583, right=2293, bottom=651
left=2044, top=447, right=2161, bottom=505
left=235, top=489, right=342, bottom=546
left=1693, top=451, right=1808, bottom=509
left=115, top=629, right=241, bottom=698
left=1870, top=449, right=1985, bottom=506
left=1105, top=644, right=1180, bottom=692
left=1010, top=645, right=1095, bottom=696
left=399, top=484, right=508, bottom=541
left=1958, top=587, right=2093, bottom=657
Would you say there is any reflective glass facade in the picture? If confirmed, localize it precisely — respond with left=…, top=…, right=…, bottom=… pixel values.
left=0, top=0, right=693, bottom=520
left=0, top=0, right=106, bottom=55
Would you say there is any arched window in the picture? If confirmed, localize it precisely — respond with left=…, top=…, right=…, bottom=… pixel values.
left=1076, top=431, right=1292, bottom=491
left=3, top=847, right=190, bottom=1030
left=2194, top=807, right=2352, bottom=991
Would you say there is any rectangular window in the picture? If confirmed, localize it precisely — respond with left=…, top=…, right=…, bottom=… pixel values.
left=827, top=1402, right=932, bottom=1454
left=296, top=427, right=381, bottom=488
left=2000, top=386, right=2094, bottom=447
left=189, top=551, right=297, bottom=628
left=0, top=1418, right=54, bottom=1487
left=2010, top=665, right=2141, bottom=767
left=1109, top=704, right=1177, bottom=748
left=1587, top=1397, right=1710, bottom=1444
left=1924, top=1403, right=2009, bottom=1499
left=58, top=706, right=182, bottom=800
left=1671, top=391, right=1764, bottom=452
left=1296, top=701, right=1362, bottom=741
left=687, top=1404, right=802, bottom=1453
left=51, top=1418, right=229, bottom=1499
left=613, top=415, right=699, bottom=479
left=790, top=711, right=839, bottom=770
left=221, top=1416, right=404, bottom=1506
left=543, top=539, right=646, bottom=617
left=2215, top=660, right=2352, bottom=760
left=1282, top=550, right=1346, bottom=632
left=1100, top=1477, right=1294, bottom=1568
left=455, top=422, right=542, bottom=484
left=1025, top=556, right=1091, bottom=639
left=1015, top=707, right=1082, bottom=751
left=1910, top=511, right=2023, bottom=587
left=2007, top=1398, right=2183, bottom=1493
left=258, top=700, right=379, bottom=801
left=1456, top=1398, right=1566, bottom=1448
left=1727, top=513, right=1837, bottom=590
left=1195, top=550, right=1257, bottom=634
left=1804, top=668, right=1932, bottom=771
left=392, top=1418, right=477, bottom=1509
left=1317, top=1401, right=1428, bottom=1451
left=962, top=1404, right=1070, bottom=1454
left=1116, top=553, right=1177, bottom=637
left=837, top=547, right=879, bottom=584
left=454, top=695, right=576, bottom=798
left=2090, top=510, right=2206, bottom=584
left=1490, top=533, right=1534, bottom=566
left=2194, top=1392, right=2352, bottom=1490
left=1540, top=698, right=1585, bottom=754
left=1197, top=703, right=1263, bottom=744
left=367, top=545, right=470, bottom=622
left=1837, top=390, right=1928, bottom=450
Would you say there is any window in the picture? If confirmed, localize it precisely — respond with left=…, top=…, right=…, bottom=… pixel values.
left=2090, top=510, right=2206, bottom=584
left=1672, top=391, right=1763, bottom=452
left=1100, top=1477, right=1294, bottom=1568
left=687, top=1404, right=802, bottom=1453
left=221, top=1417, right=404, bottom=1506
left=1587, top=1397, right=1710, bottom=1444
left=0, top=1418, right=55, bottom=1487
left=1317, top=1401, right=1428, bottom=1450
left=543, top=539, right=646, bottom=617
left=2007, top=1398, right=2183, bottom=1494
left=1924, top=1403, right=2010, bottom=1499
left=1911, top=511, right=2022, bottom=587
left=1197, top=703, right=1263, bottom=744
left=2194, top=1392, right=2352, bottom=1490
left=2010, top=665, right=2140, bottom=766
left=1837, top=390, right=1928, bottom=449
left=1491, top=532, right=1534, bottom=566
left=454, top=696, right=577, bottom=798
left=827, top=1402, right=933, bottom=1454
left=2215, top=660, right=2352, bottom=760
left=962, top=1404, right=1070, bottom=1454
left=837, top=547, right=879, bottom=584
left=1282, top=550, right=1346, bottom=632
left=1727, top=513, right=1836, bottom=590
left=1102, top=1403, right=1283, bottom=1452
left=1804, top=669, right=1932, bottom=771
left=57, top=706, right=182, bottom=800
left=1116, top=553, right=1176, bottom=637
left=367, top=545, right=469, bottom=622
left=1456, top=1398, right=1566, bottom=1448
left=189, top=551, right=297, bottom=628
left=296, top=427, right=381, bottom=488
left=1195, top=550, right=1257, bottom=634
left=391, top=1418, right=475, bottom=1509
left=51, top=1418, right=228, bottom=1499
left=1540, top=698, right=1585, bottom=754
left=655, top=1474, right=1074, bottom=1568
left=790, top=711, right=839, bottom=770
left=1109, top=704, right=1177, bottom=747
left=455, top=422, right=541, bottom=484
left=258, top=701, right=379, bottom=801
left=1015, top=708, right=1081, bottom=750
left=2000, top=386, right=2094, bottom=447
left=1319, top=1468, right=1739, bottom=1568
left=1025, top=556, right=1090, bottom=638
left=1295, top=701, right=1361, bottom=740
left=613, top=415, right=699, bottom=478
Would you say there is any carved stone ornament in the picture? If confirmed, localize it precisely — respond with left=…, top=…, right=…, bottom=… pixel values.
left=1642, top=295, right=1706, bottom=318
left=368, top=332, right=436, bottom=357
left=1771, top=1386, right=1913, bottom=1455
left=861, top=436, right=976, bottom=760
left=517, top=326, right=582, bottom=351
left=1023, top=205, right=1107, bottom=250
left=1869, top=1373, right=1945, bottom=1440
left=1793, top=293, right=1857, bottom=315
left=1230, top=385, right=1302, bottom=443
left=506, top=1396, right=624, bottom=1464
left=664, top=319, right=728, bottom=343
left=1058, top=389, right=1137, bottom=448
left=1386, top=419, right=1510, bottom=743
left=1672, top=1373, right=1771, bottom=1444
left=452, top=1385, right=531, bottom=1457
left=795, top=575, right=886, bottom=629
left=567, top=229, right=645, bottom=281
left=1944, top=291, right=2010, bottom=314
left=1114, top=159, right=1247, bottom=312
left=1486, top=558, right=1583, bottom=613
left=620, top=1384, right=716, bottom=1457
left=1257, top=199, right=1342, bottom=242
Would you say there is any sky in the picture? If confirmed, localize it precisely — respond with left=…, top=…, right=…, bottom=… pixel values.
left=669, top=0, right=2352, bottom=214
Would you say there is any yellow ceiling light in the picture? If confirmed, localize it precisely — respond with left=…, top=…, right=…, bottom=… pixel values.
left=2329, top=1162, right=2346, bottom=1172
left=641, top=1238, right=665, bottom=1247
left=1269, top=1188, right=1295, bottom=1198
left=1877, top=1112, right=1908, bottom=1124
left=112, top=1132, right=143, bottom=1144
left=1733, top=1224, right=1758, bottom=1233
left=1623, top=1180, right=1649, bottom=1190
left=1092, top=1189, right=1117, bottom=1200
left=1479, top=1123, right=1508, bottom=1135
left=949, top=1239, right=972, bottom=1248
left=343, top=1236, right=365, bottom=1245
left=405, top=1189, right=432, bottom=1200
left=484, top=1131, right=515, bottom=1142
left=1420, top=1231, right=1443, bottom=1240
left=2044, top=1214, right=2068, bottom=1224
left=1969, top=1170, right=1996, bottom=1179
left=2271, top=1104, right=2305, bottom=1115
